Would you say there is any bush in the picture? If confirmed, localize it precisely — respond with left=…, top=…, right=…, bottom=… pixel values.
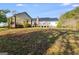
left=23, top=22, right=31, bottom=28
left=16, top=24, right=24, bottom=28
left=14, top=22, right=31, bottom=28
left=56, top=21, right=62, bottom=28
left=25, top=23, right=31, bottom=27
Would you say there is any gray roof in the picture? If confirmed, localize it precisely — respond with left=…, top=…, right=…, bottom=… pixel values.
left=33, top=18, right=58, bottom=21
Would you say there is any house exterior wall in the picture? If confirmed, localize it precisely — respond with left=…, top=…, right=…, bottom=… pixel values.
left=9, top=12, right=32, bottom=28
left=32, top=20, right=57, bottom=27
left=15, top=13, right=31, bottom=25
left=38, top=21, right=57, bottom=27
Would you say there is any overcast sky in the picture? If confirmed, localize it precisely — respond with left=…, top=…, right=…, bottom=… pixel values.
left=0, top=3, right=79, bottom=18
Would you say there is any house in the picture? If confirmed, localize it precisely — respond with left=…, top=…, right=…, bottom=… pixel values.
left=8, top=12, right=32, bottom=28
left=8, top=12, right=58, bottom=28
left=32, top=17, right=58, bottom=27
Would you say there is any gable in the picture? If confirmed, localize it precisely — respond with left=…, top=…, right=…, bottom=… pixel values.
left=14, top=12, right=32, bottom=20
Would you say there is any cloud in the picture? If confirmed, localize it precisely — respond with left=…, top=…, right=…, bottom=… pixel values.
left=61, top=3, right=71, bottom=6
left=62, top=3, right=71, bottom=6
left=72, top=4, right=79, bottom=7
left=61, top=3, right=79, bottom=7
left=16, top=4, right=24, bottom=6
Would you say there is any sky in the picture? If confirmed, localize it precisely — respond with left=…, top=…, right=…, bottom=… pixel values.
left=0, top=3, right=79, bottom=18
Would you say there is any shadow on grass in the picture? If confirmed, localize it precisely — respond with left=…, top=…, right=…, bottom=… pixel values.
left=0, top=30, right=61, bottom=55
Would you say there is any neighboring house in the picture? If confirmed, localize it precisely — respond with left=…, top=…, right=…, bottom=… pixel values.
left=0, top=22, right=8, bottom=27
left=32, top=17, right=58, bottom=27
left=8, top=12, right=32, bottom=28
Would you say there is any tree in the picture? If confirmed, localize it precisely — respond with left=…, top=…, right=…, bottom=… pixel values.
left=0, top=9, right=10, bottom=22
left=57, top=7, right=79, bottom=28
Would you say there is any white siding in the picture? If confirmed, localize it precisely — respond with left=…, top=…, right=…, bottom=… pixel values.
left=38, top=21, right=57, bottom=27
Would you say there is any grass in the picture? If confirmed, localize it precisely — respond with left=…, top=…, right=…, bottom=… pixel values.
left=0, top=28, right=79, bottom=55
left=0, top=28, right=8, bottom=31
left=75, top=32, right=79, bottom=37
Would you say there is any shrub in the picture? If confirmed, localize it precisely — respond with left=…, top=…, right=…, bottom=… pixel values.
left=16, top=24, right=24, bottom=28
left=23, top=22, right=31, bottom=28
left=25, top=23, right=31, bottom=27
left=15, top=22, right=31, bottom=28
left=56, top=21, right=62, bottom=28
